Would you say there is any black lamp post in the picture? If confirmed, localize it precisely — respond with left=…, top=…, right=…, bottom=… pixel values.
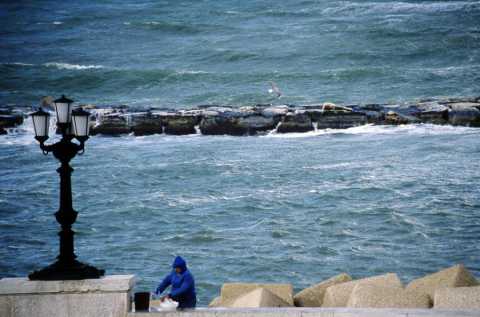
left=28, top=95, right=104, bottom=280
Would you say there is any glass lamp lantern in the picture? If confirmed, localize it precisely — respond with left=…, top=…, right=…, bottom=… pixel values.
left=72, top=108, right=91, bottom=142
left=54, top=95, right=74, bottom=125
left=31, top=108, right=50, bottom=143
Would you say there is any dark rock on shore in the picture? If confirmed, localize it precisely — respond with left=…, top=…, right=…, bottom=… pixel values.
left=384, top=111, right=420, bottom=125
left=277, top=113, right=313, bottom=133
left=163, top=114, right=198, bottom=135
left=447, top=103, right=480, bottom=127
left=0, top=114, right=24, bottom=128
left=414, top=102, right=449, bottom=124
left=131, top=112, right=163, bottom=136
left=91, top=113, right=130, bottom=135
left=317, top=112, right=367, bottom=129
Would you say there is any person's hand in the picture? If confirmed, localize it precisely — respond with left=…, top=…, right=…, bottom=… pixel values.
left=160, top=295, right=170, bottom=302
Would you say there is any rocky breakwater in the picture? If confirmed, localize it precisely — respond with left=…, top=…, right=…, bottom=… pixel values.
left=208, top=264, right=480, bottom=309
left=1, top=96, right=479, bottom=137
left=86, top=96, right=480, bottom=137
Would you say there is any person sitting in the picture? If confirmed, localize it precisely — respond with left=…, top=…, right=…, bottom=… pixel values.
left=153, top=256, right=197, bottom=309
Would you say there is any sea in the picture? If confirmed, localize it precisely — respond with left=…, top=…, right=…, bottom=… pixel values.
left=1, top=0, right=480, bottom=306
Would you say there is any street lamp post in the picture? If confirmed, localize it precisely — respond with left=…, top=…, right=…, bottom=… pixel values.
left=29, top=95, right=104, bottom=280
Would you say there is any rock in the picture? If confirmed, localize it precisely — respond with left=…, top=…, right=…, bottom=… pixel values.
left=414, top=102, right=449, bottom=124
left=208, top=296, right=222, bottom=308
left=347, top=284, right=430, bottom=308
left=40, top=96, right=54, bottom=110
left=130, top=112, right=163, bottom=136
left=230, top=288, right=291, bottom=308
left=0, top=114, right=24, bottom=128
left=90, top=113, right=130, bottom=135
left=220, top=283, right=294, bottom=306
left=439, top=97, right=479, bottom=104
left=316, top=112, right=368, bottom=129
left=276, top=113, right=313, bottom=133
left=293, top=273, right=352, bottom=307
left=237, top=115, right=280, bottom=135
left=447, top=103, right=480, bottom=127
left=163, top=114, right=199, bottom=135
left=434, top=286, right=480, bottom=309
left=322, top=102, right=352, bottom=112
left=261, top=106, right=290, bottom=118
left=322, top=273, right=403, bottom=307
left=406, top=264, right=478, bottom=303
left=384, top=111, right=419, bottom=125
left=199, top=116, right=248, bottom=136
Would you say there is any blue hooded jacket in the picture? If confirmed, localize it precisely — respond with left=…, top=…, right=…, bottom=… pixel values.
left=155, top=256, right=197, bottom=309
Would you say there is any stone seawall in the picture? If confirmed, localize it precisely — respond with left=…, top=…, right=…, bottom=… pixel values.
left=1, top=96, right=480, bottom=136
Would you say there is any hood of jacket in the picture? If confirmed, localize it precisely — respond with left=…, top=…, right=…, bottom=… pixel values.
left=172, top=256, right=187, bottom=273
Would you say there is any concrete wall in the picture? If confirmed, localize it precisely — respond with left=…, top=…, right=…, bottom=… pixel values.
left=128, top=307, right=480, bottom=317
left=0, top=275, right=135, bottom=317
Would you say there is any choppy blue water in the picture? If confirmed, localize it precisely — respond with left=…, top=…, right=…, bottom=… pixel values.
left=1, top=124, right=480, bottom=305
left=1, top=0, right=480, bottom=306
left=1, top=0, right=479, bottom=107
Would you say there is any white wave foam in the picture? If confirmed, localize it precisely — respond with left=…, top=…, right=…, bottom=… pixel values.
left=52, top=21, right=63, bottom=25
left=44, top=62, right=104, bottom=70
left=323, top=1, right=478, bottom=15
left=263, top=124, right=480, bottom=138
left=176, top=70, right=208, bottom=75
left=2, top=62, right=34, bottom=66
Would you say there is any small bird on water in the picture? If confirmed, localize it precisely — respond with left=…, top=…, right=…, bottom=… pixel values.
left=268, top=81, right=282, bottom=98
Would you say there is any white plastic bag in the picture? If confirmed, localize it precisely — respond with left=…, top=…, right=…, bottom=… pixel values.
left=151, top=298, right=179, bottom=312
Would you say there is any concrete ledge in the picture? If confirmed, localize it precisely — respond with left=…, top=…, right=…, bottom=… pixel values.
left=128, top=307, right=480, bottom=317
left=0, top=275, right=136, bottom=294
left=0, top=275, right=135, bottom=317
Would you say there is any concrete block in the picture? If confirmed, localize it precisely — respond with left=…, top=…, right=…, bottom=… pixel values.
left=434, top=286, right=480, bottom=309
left=294, top=273, right=352, bottom=307
left=347, top=284, right=430, bottom=308
left=0, top=275, right=134, bottom=317
left=0, top=295, right=12, bottom=317
left=322, top=273, right=402, bottom=307
left=220, top=283, right=294, bottom=306
left=230, top=288, right=291, bottom=308
left=406, top=264, right=478, bottom=301
left=208, top=296, right=222, bottom=307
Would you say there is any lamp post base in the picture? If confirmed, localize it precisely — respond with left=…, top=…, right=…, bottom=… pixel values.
left=28, top=260, right=105, bottom=281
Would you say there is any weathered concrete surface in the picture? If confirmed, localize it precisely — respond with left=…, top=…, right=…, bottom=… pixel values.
left=434, top=286, right=480, bottom=309
left=220, top=283, right=294, bottom=307
left=230, top=288, right=291, bottom=308
left=294, top=273, right=352, bottom=307
left=347, top=284, right=430, bottom=308
left=0, top=275, right=135, bottom=317
left=127, top=307, right=480, bottom=317
left=323, top=273, right=402, bottom=307
left=406, top=264, right=478, bottom=302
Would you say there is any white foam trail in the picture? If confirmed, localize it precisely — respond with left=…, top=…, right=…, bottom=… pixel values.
left=267, top=121, right=282, bottom=135
left=43, top=62, right=104, bottom=70
left=262, top=124, right=480, bottom=138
